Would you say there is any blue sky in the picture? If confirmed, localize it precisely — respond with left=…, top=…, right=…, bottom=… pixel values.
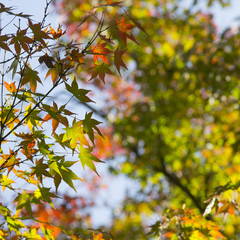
left=198, top=0, right=240, bottom=33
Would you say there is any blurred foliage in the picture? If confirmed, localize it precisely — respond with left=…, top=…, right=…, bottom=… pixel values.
left=48, top=0, right=240, bottom=239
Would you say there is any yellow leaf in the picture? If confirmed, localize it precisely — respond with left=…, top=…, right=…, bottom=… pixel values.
left=1, top=175, right=15, bottom=191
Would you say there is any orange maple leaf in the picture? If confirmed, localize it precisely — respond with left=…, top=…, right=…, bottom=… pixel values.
left=92, top=233, right=105, bottom=240
left=4, top=81, right=17, bottom=93
left=45, top=67, right=59, bottom=84
left=116, top=16, right=138, bottom=46
left=117, top=16, right=134, bottom=32
left=42, top=102, right=69, bottom=134
left=49, top=25, right=66, bottom=39
left=91, top=43, right=111, bottom=63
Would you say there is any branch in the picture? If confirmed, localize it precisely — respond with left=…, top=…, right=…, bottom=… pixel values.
left=1, top=69, right=68, bottom=142
left=155, top=153, right=204, bottom=214
left=41, top=0, right=53, bottom=27
left=159, top=163, right=204, bottom=213
left=128, top=141, right=204, bottom=213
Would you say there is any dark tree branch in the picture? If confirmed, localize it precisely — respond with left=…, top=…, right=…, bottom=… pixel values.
left=159, top=163, right=204, bottom=213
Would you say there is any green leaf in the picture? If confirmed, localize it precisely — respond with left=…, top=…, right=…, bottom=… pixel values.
left=32, top=158, right=52, bottom=183
left=61, top=169, right=79, bottom=192
left=62, top=119, right=89, bottom=148
left=14, top=191, right=33, bottom=215
left=8, top=58, right=18, bottom=79
left=38, top=186, right=59, bottom=208
left=83, top=112, right=102, bottom=144
left=89, top=63, right=112, bottom=83
left=21, top=66, right=42, bottom=93
left=65, top=80, right=94, bottom=103
left=54, top=173, right=61, bottom=192
left=6, top=216, right=26, bottom=235
left=63, top=161, right=78, bottom=168
left=0, top=204, right=11, bottom=216
left=78, top=145, right=104, bottom=176
left=49, top=157, right=81, bottom=192
left=53, top=133, right=70, bottom=149
left=49, top=160, right=64, bottom=177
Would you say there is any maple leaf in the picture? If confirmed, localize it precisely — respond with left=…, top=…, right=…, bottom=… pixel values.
left=89, top=63, right=112, bottom=83
left=21, top=66, right=42, bottom=93
left=62, top=119, right=90, bottom=148
left=53, top=133, right=70, bottom=150
left=82, top=112, right=102, bottom=144
left=116, top=16, right=138, bottom=46
left=1, top=176, right=15, bottom=191
left=21, top=140, right=38, bottom=160
left=65, top=80, right=94, bottom=103
left=42, top=102, right=69, bottom=134
left=78, top=145, right=103, bottom=176
left=8, top=58, right=18, bottom=79
left=49, top=25, right=66, bottom=39
left=14, top=132, right=34, bottom=141
left=217, top=200, right=237, bottom=216
left=117, top=16, right=134, bottom=32
left=15, top=133, right=39, bottom=160
left=38, top=54, right=55, bottom=68
left=117, top=30, right=138, bottom=47
left=10, top=28, right=33, bottom=56
left=28, top=19, right=52, bottom=46
left=91, top=43, right=111, bottom=63
left=37, top=186, right=59, bottom=207
left=31, top=158, right=52, bottom=183
left=14, top=191, right=35, bottom=215
left=42, top=115, right=58, bottom=134
left=69, top=49, right=85, bottom=64
left=49, top=156, right=82, bottom=192
left=59, top=168, right=80, bottom=192
left=45, top=67, right=59, bottom=84
left=1, top=107, right=20, bottom=130
left=24, top=104, right=42, bottom=132
left=0, top=35, right=11, bottom=52
left=114, top=48, right=128, bottom=75
left=0, top=149, right=20, bottom=173
left=4, top=81, right=17, bottom=93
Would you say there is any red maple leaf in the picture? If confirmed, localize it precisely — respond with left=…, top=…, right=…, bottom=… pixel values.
left=91, top=43, right=111, bottom=63
left=117, top=16, right=134, bottom=32
left=116, top=16, right=138, bottom=46
left=114, top=48, right=128, bottom=75
left=89, top=64, right=112, bottom=83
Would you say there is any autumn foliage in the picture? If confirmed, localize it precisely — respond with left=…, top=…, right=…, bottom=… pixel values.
left=0, top=0, right=143, bottom=239
left=53, top=0, right=240, bottom=239
left=1, top=0, right=240, bottom=239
